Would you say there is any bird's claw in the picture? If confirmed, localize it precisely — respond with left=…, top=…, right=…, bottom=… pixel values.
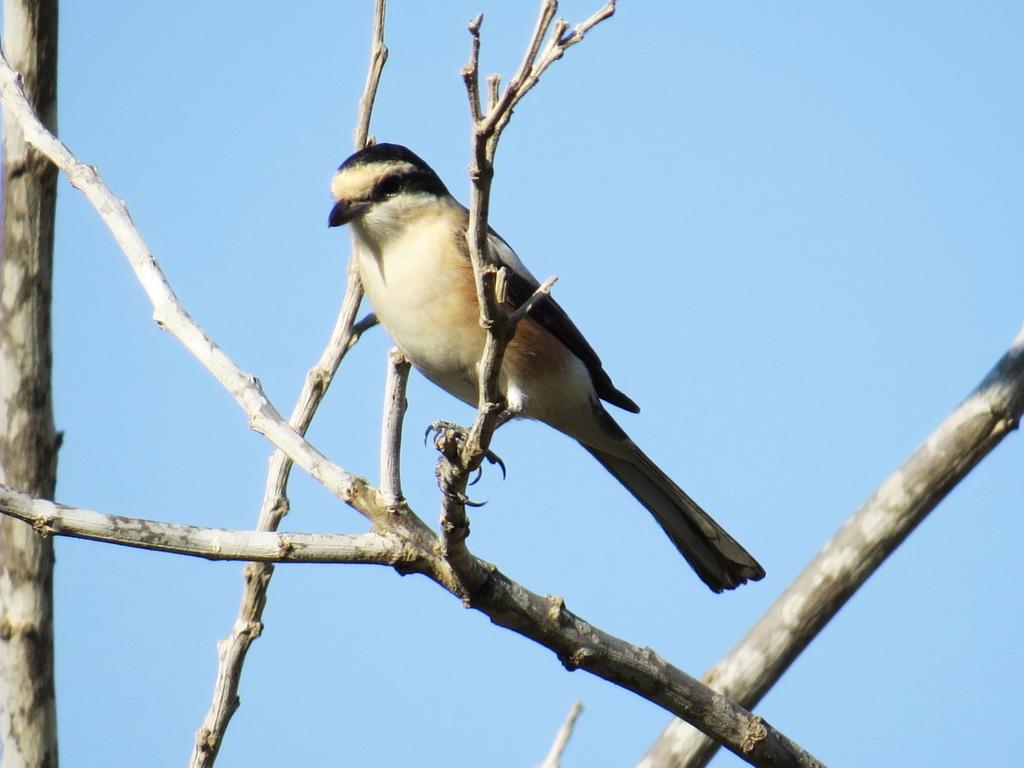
left=447, top=490, right=488, bottom=508
left=424, top=420, right=466, bottom=460
left=481, top=449, right=507, bottom=481
left=426, top=419, right=507, bottom=489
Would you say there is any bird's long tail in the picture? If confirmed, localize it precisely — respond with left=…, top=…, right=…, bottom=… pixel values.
left=583, top=443, right=765, bottom=592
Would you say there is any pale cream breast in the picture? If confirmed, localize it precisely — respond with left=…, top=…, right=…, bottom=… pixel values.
left=351, top=196, right=603, bottom=429
left=354, top=204, right=486, bottom=405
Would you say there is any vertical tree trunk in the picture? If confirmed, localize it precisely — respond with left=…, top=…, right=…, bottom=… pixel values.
left=0, top=1, right=60, bottom=766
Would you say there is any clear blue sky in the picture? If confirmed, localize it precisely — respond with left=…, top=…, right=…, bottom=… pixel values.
left=17, top=1, right=1023, bottom=765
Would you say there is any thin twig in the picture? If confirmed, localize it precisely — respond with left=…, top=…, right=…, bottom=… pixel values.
left=192, top=0, right=387, bottom=759
left=437, top=0, right=615, bottom=589
left=465, top=0, right=613, bottom=439
left=353, top=311, right=379, bottom=337
left=486, top=1, right=616, bottom=142
left=462, top=13, right=484, bottom=123
left=639, top=324, right=1024, bottom=768
left=485, top=0, right=560, bottom=136
left=190, top=256, right=370, bottom=767
left=487, top=73, right=500, bottom=114
left=380, top=349, right=410, bottom=506
left=509, top=274, right=558, bottom=324
left=353, top=0, right=388, bottom=150
left=0, top=484, right=401, bottom=565
left=538, top=700, right=583, bottom=768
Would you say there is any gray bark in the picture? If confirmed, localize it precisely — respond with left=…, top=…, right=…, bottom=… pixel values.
left=0, top=1, right=60, bottom=766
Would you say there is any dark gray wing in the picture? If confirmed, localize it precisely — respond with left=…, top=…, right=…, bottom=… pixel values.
left=488, top=228, right=640, bottom=414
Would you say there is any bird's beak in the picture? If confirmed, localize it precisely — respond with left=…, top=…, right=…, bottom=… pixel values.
left=327, top=199, right=371, bottom=228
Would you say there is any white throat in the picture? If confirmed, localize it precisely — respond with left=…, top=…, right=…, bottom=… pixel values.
left=353, top=191, right=450, bottom=250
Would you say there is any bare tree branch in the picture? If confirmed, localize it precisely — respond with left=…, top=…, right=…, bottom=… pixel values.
left=538, top=700, right=583, bottom=768
left=436, top=0, right=614, bottom=592
left=463, top=13, right=484, bottom=121
left=191, top=1, right=387, bottom=761
left=466, top=580, right=823, bottom=768
left=0, top=49, right=381, bottom=525
left=0, top=478, right=823, bottom=768
left=640, top=324, right=1024, bottom=768
left=481, top=0, right=615, bottom=143
left=0, top=484, right=403, bottom=565
left=189, top=256, right=372, bottom=767
left=353, top=0, right=388, bottom=150
left=509, top=274, right=558, bottom=324
left=0, top=11, right=827, bottom=765
left=0, top=2, right=60, bottom=765
left=1, top=26, right=384, bottom=766
left=380, top=348, right=410, bottom=506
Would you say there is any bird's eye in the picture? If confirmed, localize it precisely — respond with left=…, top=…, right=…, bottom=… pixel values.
left=377, top=176, right=402, bottom=197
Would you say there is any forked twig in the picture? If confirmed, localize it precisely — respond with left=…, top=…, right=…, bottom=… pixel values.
left=436, top=0, right=614, bottom=592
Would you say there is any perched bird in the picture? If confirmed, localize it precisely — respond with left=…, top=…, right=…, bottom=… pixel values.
left=328, top=143, right=765, bottom=592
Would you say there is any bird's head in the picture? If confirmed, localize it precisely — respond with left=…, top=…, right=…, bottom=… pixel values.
left=328, top=143, right=451, bottom=235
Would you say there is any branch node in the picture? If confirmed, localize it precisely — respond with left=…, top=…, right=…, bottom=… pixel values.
left=269, top=496, right=289, bottom=521
left=31, top=516, right=54, bottom=538
left=551, top=18, right=571, bottom=48
left=742, top=716, right=769, bottom=754
left=243, top=561, right=272, bottom=588
left=509, top=274, right=558, bottom=325
left=240, top=620, right=264, bottom=641
left=545, top=594, right=568, bottom=626
left=307, top=367, right=329, bottom=397
left=640, top=646, right=661, bottom=665
left=276, top=535, right=296, bottom=559
left=564, top=647, right=594, bottom=671
left=495, top=265, right=509, bottom=305
left=487, top=73, right=501, bottom=113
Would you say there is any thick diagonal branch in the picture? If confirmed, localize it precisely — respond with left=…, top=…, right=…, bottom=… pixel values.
left=640, top=324, right=1024, bottom=768
left=0, top=480, right=823, bottom=768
